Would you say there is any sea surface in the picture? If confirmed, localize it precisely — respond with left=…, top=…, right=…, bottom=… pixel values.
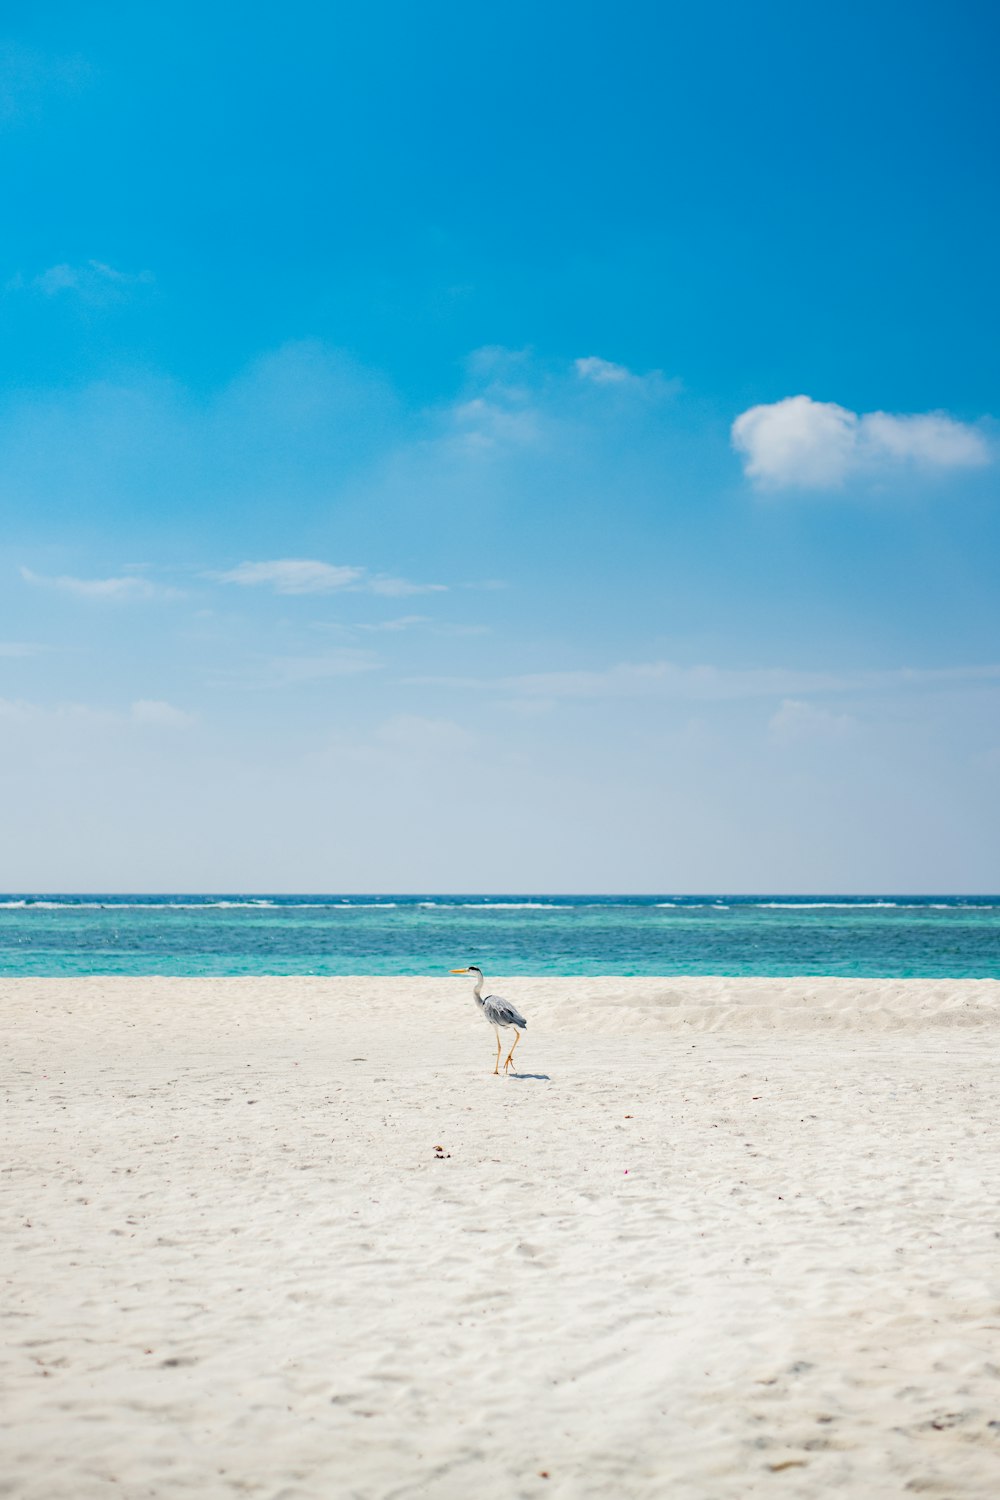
left=0, top=895, right=998, bottom=978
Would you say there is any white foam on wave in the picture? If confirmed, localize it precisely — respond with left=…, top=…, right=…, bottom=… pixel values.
left=661, top=903, right=716, bottom=909
left=661, top=903, right=732, bottom=910
left=0, top=900, right=113, bottom=909
left=417, top=901, right=560, bottom=909
left=209, top=900, right=276, bottom=908
left=461, top=902, right=561, bottom=909
left=0, top=899, right=399, bottom=911
left=2, top=896, right=991, bottom=915
left=755, top=901, right=903, bottom=909
left=749, top=901, right=995, bottom=911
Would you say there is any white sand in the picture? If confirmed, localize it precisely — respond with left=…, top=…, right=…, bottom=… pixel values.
left=4, top=975, right=1000, bottom=1499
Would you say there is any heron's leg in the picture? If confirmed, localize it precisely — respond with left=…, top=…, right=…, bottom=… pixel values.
left=493, top=1026, right=502, bottom=1075
left=503, top=1028, right=521, bottom=1073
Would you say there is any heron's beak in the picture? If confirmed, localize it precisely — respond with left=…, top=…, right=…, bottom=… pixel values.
left=450, top=968, right=469, bottom=975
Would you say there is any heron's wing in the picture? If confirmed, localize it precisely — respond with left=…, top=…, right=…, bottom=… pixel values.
left=482, top=993, right=527, bottom=1028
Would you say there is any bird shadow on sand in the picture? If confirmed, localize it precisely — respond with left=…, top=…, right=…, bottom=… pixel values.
left=506, top=1072, right=551, bottom=1083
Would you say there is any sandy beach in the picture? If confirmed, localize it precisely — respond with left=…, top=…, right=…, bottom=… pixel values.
left=4, top=975, right=1000, bottom=1499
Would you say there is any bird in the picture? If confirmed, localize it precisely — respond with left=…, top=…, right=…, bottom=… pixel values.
left=450, top=965, right=527, bottom=1075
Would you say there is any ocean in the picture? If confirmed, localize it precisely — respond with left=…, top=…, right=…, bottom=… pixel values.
left=0, top=894, right=998, bottom=978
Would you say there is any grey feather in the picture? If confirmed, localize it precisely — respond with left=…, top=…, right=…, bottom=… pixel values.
left=479, top=993, right=527, bottom=1029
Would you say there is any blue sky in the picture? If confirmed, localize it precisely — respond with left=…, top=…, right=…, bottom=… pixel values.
left=1, top=2, right=998, bottom=891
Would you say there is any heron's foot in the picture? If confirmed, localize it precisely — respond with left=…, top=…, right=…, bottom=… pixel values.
left=493, top=1064, right=500, bottom=1075
left=503, top=1054, right=516, bottom=1074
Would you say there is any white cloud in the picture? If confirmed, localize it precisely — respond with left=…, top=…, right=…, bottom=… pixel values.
left=131, top=699, right=195, bottom=729
left=245, top=650, right=382, bottom=687
left=316, top=615, right=487, bottom=639
left=732, top=394, right=991, bottom=489
left=20, top=566, right=179, bottom=601
left=357, top=615, right=429, bottom=632
left=375, top=714, right=476, bottom=754
left=209, top=559, right=446, bottom=597
left=30, top=265, right=79, bottom=295
left=409, top=659, right=1000, bottom=703
left=312, top=615, right=429, bottom=635
left=448, top=396, right=540, bottom=451
left=275, top=651, right=380, bottom=682
left=732, top=397, right=857, bottom=488
left=498, top=661, right=848, bottom=701
left=6, top=259, right=155, bottom=302
left=0, top=696, right=113, bottom=727
left=0, top=641, right=45, bottom=657
left=768, top=698, right=856, bottom=745
left=438, top=347, right=670, bottom=459
left=0, top=695, right=193, bottom=730
left=574, top=355, right=677, bottom=397
left=464, top=346, right=532, bottom=378
left=441, top=345, right=676, bottom=455
left=210, top=559, right=364, bottom=594
left=861, top=410, right=989, bottom=468
left=574, top=355, right=633, bottom=384
left=368, top=575, right=446, bottom=597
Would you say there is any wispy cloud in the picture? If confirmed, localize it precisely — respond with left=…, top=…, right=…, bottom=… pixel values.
left=269, top=650, right=381, bottom=683
left=218, top=649, right=383, bottom=690
left=441, top=350, right=678, bottom=457
left=131, top=699, right=195, bottom=729
left=209, top=558, right=446, bottom=597
left=574, top=354, right=678, bottom=397
left=464, top=346, right=533, bottom=379
left=439, top=347, right=547, bottom=455
left=447, top=395, right=541, bottom=452
left=7, top=259, right=156, bottom=302
left=0, top=695, right=192, bottom=730
left=0, top=641, right=47, bottom=658
left=375, top=714, right=476, bottom=753
left=408, top=658, right=1000, bottom=703
left=768, top=698, right=856, bottom=745
left=575, top=355, right=633, bottom=384
left=316, top=614, right=489, bottom=638
left=20, top=566, right=180, bottom=601
left=732, top=395, right=991, bottom=489
left=355, top=615, right=429, bottom=632
left=210, top=559, right=364, bottom=594
left=500, top=661, right=851, bottom=701
left=0, top=696, right=112, bottom=727
left=368, top=574, right=447, bottom=597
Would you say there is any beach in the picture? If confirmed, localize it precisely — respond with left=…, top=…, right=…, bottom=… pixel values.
left=4, top=975, right=1000, bottom=1498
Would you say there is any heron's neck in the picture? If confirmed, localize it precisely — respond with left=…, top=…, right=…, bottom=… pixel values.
left=471, top=974, right=484, bottom=1000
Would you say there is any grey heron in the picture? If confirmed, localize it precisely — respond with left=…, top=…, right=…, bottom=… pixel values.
left=450, top=965, right=527, bottom=1074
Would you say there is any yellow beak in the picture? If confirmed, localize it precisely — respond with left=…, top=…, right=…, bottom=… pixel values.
left=450, top=968, right=469, bottom=975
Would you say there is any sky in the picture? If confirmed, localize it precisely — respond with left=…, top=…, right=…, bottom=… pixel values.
left=0, top=1, right=998, bottom=892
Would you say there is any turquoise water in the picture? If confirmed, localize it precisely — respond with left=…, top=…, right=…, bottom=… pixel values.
left=0, top=895, right=998, bottom=977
